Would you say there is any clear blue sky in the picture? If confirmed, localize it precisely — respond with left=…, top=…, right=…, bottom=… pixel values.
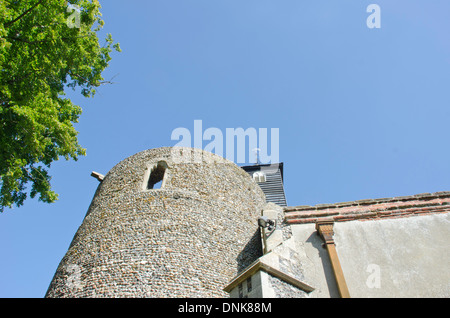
left=1, top=0, right=449, bottom=297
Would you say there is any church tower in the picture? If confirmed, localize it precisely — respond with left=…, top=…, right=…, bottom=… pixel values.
left=45, top=147, right=266, bottom=297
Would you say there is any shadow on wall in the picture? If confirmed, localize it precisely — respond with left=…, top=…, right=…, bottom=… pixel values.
left=236, top=228, right=263, bottom=273
left=305, top=232, right=340, bottom=298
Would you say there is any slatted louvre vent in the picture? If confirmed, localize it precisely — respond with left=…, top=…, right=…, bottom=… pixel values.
left=242, top=163, right=287, bottom=207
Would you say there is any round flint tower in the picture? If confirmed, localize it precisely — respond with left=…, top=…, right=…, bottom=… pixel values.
left=46, top=147, right=266, bottom=297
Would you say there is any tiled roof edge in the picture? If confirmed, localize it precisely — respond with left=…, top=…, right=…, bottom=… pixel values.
left=284, top=191, right=450, bottom=212
left=284, top=191, right=450, bottom=224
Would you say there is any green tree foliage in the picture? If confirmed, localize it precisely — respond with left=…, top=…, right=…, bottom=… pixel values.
left=0, top=0, right=121, bottom=211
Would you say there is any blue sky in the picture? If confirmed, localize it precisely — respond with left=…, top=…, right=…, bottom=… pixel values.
left=1, top=0, right=450, bottom=297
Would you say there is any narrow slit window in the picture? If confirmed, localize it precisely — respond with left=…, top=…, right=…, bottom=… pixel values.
left=147, top=161, right=167, bottom=190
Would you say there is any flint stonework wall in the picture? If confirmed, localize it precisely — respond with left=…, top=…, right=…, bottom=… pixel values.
left=46, top=147, right=266, bottom=298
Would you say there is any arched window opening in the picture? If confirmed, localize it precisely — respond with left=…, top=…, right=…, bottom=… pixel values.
left=147, top=161, right=167, bottom=190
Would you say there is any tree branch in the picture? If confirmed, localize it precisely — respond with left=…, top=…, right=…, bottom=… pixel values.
left=4, top=0, right=44, bottom=28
